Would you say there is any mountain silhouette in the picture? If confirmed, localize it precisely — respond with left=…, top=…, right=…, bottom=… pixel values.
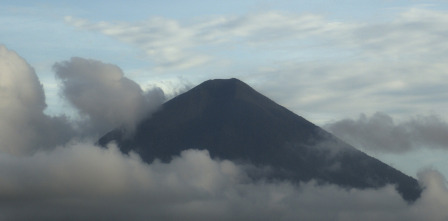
left=99, top=78, right=422, bottom=202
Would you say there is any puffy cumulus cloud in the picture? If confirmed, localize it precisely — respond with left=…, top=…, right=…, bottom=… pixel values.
left=324, top=112, right=448, bottom=154
left=53, top=57, right=165, bottom=135
left=0, top=143, right=447, bottom=221
left=0, top=45, right=166, bottom=155
left=0, top=45, right=73, bottom=155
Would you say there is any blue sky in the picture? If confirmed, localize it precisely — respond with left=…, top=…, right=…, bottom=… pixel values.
left=2, top=0, right=448, bottom=179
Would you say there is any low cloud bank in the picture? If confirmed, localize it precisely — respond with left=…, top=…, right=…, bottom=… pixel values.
left=0, top=144, right=447, bottom=221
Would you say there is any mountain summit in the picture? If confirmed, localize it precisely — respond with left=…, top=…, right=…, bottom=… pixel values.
left=99, top=78, right=422, bottom=202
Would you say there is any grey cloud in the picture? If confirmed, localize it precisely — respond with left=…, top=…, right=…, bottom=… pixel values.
left=53, top=57, right=165, bottom=136
left=0, top=45, right=73, bottom=155
left=0, top=143, right=447, bottom=221
left=324, top=112, right=448, bottom=153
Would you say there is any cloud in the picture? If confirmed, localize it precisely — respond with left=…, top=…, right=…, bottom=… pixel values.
left=352, top=8, right=448, bottom=60
left=1, top=45, right=448, bottom=220
left=0, top=45, right=73, bottom=155
left=324, top=112, right=448, bottom=153
left=243, top=62, right=444, bottom=128
left=0, top=45, right=165, bottom=155
left=0, top=143, right=447, bottom=221
left=64, top=8, right=448, bottom=124
left=64, top=11, right=352, bottom=70
left=411, top=169, right=448, bottom=220
left=64, top=16, right=212, bottom=71
left=53, top=57, right=165, bottom=136
left=64, top=8, right=448, bottom=67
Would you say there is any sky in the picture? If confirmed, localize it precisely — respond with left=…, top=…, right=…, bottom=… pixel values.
left=1, top=0, right=448, bottom=220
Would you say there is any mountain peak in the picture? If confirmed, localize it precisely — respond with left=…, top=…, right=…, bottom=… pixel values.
left=200, top=78, right=244, bottom=86
left=167, top=78, right=292, bottom=120
left=99, top=78, right=422, bottom=202
left=177, top=78, right=261, bottom=104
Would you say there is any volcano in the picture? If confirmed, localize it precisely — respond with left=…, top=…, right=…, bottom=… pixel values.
left=99, top=78, right=422, bottom=202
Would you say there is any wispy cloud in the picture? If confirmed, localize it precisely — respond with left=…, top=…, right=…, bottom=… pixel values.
left=64, top=11, right=353, bottom=71
left=64, top=16, right=212, bottom=71
left=352, top=8, right=448, bottom=60
left=65, top=8, right=448, bottom=65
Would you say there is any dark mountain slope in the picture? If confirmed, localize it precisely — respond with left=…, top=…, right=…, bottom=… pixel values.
left=99, top=78, right=422, bottom=202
